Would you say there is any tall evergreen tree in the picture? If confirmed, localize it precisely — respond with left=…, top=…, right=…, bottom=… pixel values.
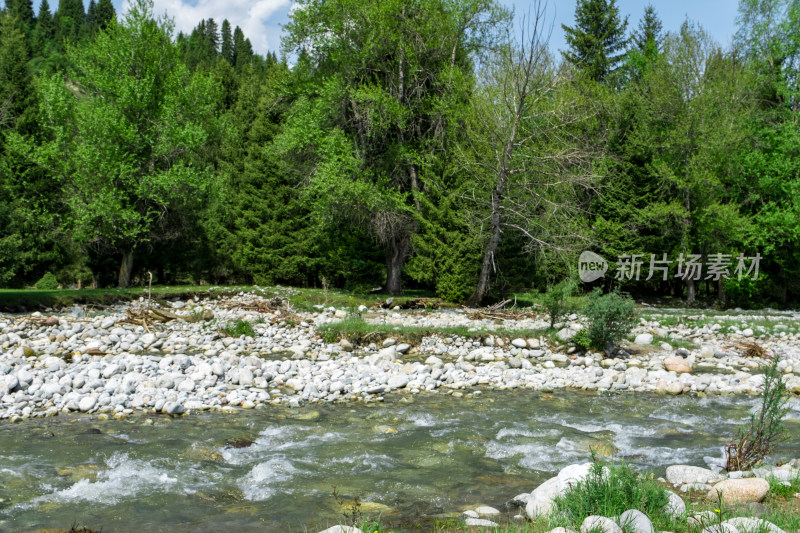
left=55, top=0, right=85, bottom=43
left=633, top=4, right=663, bottom=59
left=220, top=18, right=233, bottom=64
left=94, top=0, right=115, bottom=30
left=7, top=0, right=36, bottom=28
left=562, top=0, right=628, bottom=82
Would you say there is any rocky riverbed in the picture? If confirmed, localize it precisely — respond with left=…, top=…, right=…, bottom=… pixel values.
left=1, top=293, right=800, bottom=421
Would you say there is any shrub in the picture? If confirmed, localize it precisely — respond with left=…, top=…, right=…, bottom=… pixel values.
left=553, top=457, right=669, bottom=526
left=543, top=279, right=578, bottom=329
left=34, top=272, right=60, bottom=290
left=725, top=355, right=791, bottom=471
left=572, top=328, right=591, bottom=350
left=580, top=289, right=636, bottom=354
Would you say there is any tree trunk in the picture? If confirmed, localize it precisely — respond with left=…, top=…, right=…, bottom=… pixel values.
left=685, top=278, right=696, bottom=305
left=466, top=187, right=503, bottom=307
left=718, top=279, right=726, bottom=306
left=118, top=249, right=134, bottom=288
left=385, top=235, right=411, bottom=295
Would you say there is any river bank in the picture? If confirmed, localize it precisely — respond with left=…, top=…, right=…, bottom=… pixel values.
left=1, top=292, right=800, bottom=420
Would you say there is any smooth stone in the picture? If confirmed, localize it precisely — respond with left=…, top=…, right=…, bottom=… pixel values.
left=396, top=343, right=411, bottom=354
left=473, top=505, right=500, bottom=516
left=511, top=338, right=527, bottom=348
left=620, top=509, right=654, bottom=533
left=581, top=516, right=622, bottom=533
left=664, top=356, right=691, bottom=373
left=387, top=375, right=409, bottom=390
left=702, top=525, right=739, bottom=533
left=634, top=333, right=654, bottom=345
left=664, top=491, right=686, bottom=519
left=526, top=476, right=559, bottom=518
left=339, top=339, right=353, bottom=352
left=163, top=401, right=185, bottom=415
left=666, top=465, right=722, bottom=485
left=707, top=478, right=769, bottom=504
left=78, top=396, right=96, bottom=412
left=724, top=518, right=784, bottom=533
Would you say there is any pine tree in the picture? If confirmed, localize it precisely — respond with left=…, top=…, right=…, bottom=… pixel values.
left=55, top=0, right=85, bottom=43
left=632, top=4, right=662, bottom=59
left=31, top=0, right=54, bottom=55
left=562, top=0, right=628, bottom=82
left=232, top=25, right=247, bottom=68
left=8, top=0, right=36, bottom=28
left=220, top=19, right=233, bottom=64
left=0, top=13, right=34, bottom=131
left=85, top=0, right=96, bottom=35
left=203, top=17, right=219, bottom=54
left=94, top=0, right=115, bottom=30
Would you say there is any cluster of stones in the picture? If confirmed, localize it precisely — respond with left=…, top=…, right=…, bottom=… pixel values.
left=314, top=459, right=800, bottom=533
left=0, top=297, right=799, bottom=420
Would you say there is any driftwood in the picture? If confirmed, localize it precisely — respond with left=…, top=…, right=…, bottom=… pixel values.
left=466, top=299, right=541, bottom=321
left=733, top=340, right=770, bottom=358
left=222, top=297, right=288, bottom=312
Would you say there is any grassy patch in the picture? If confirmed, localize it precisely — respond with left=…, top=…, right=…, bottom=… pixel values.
left=550, top=459, right=672, bottom=529
left=220, top=319, right=256, bottom=338
left=767, top=474, right=800, bottom=498
left=650, top=335, right=697, bottom=350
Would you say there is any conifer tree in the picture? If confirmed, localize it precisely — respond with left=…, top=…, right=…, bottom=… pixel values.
left=221, top=18, right=233, bottom=64
left=633, top=4, right=663, bottom=59
left=562, top=0, right=628, bottom=82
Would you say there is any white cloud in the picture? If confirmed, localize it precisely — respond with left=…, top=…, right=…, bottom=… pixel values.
left=122, top=0, right=292, bottom=54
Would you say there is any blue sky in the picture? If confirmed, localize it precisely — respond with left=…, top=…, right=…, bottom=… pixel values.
left=43, top=0, right=741, bottom=56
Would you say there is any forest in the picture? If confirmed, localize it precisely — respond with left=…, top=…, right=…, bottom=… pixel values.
left=0, top=0, right=798, bottom=308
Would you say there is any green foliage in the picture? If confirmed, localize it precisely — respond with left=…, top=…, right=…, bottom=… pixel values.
left=34, top=271, right=59, bottom=290
left=580, top=289, right=637, bottom=353
left=562, top=0, right=629, bottom=82
left=552, top=457, right=669, bottom=526
left=572, top=328, right=591, bottom=350
left=724, top=274, right=769, bottom=309
left=28, top=0, right=222, bottom=287
left=221, top=319, right=256, bottom=338
left=543, top=279, right=578, bottom=329
left=725, top=355, right=791, bottom=471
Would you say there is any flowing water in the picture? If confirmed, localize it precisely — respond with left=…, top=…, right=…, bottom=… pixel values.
left=2, top=390, right=799, bottom=532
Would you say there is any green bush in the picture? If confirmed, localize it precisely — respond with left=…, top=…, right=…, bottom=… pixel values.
left=34, top=272, right=60, bottom=290
left=580, top=289, right=636, bottom=354
left=724, top=273, right=768, bottom=309
left=725, top=355, right=791, bottom=471
left=553, top=457, right=669, bottom=526
left=572, top=328, right=591, bottom=350
left=543, top=279, right=578, bottom=328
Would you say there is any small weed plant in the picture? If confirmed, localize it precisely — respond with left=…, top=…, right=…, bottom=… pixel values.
left=580, top=289, right=636, bottom=354
left=221, top=319, right=256, bottom=338
left=725, top=355, right=791, bottom=471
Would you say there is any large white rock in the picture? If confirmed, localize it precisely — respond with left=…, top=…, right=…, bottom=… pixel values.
left=581, top=516, right=622, bottom=533
left=525, top=476, right=559, bottom=518
left=557, top=462, right=596, bottom=493
left=634, top=333, right=654, bottom=345
left=619, top=509, right=654, bottom=533
left=724, top=518, right=785, bottom=533
left=666, top=465, right=722, bottom=485
left=664, top=490, right=686, bottom=519
left=387, top=375, right=409, bottom=390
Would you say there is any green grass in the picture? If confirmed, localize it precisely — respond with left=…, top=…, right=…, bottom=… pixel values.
left=220, top=319, right=256, bottom=338
left=283, top=286, right=450, bottom=312
left=649, top=335, right=698, bottom=350
left=317, top=315, right=557, bottom=347
left=767, top=473, right=800, bottom=498
left=640, top=314, right=798, bottom=336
